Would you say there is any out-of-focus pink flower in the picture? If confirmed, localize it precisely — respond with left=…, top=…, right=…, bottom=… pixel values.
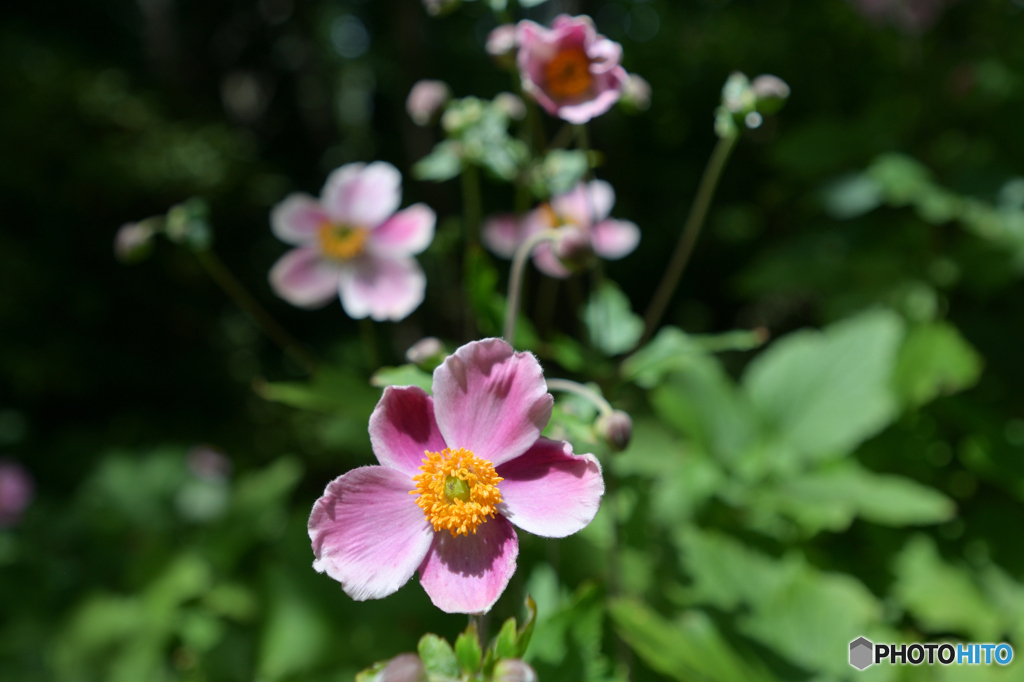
left=621, top=73, right=652, bottom=111
left=308, top=338, right=604, bottom=614
left=493, top=659, right=538, bottom=682
left=515, top=15, right=628, bottom=124
left=378, top=653, right=425, bottom=682
left=269, top=162, right=435, bottom=321
left=851, top=0, right=950, bottom=33
left=482, top=179, right=640, bottom=278
left=114, top=222, right=155, bottom=263
left=186, top=445, right=232, bottom=481
left=493, top=92, right=526, bottom=120
left=0, top=460, right=33, bottom=527
left=406, top=79, right=451, bottom=126
left=487, top=23, right=518, bottom=57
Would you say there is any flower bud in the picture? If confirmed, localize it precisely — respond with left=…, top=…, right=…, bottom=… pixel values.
left=406, top=79, right=451, bottom=126
left=492, top=659, right=538, bottom=682
left=379, top=653, right=425, bottom=682
left=486, top=23, right=518, bottom=58
left=621, top=73, right=651, bottom=111
left=406, top=337, right=446, bottom=369
left=165, top=198, right=212, bottom=251
left=114, top=222, right=155, bottom=263
left=421, top=0, right=459, bottom=17
left=493, top=92, right=526, bottom=121
left=751, top=74, right=790, bottom=115
left=553, top=227, right=595, bottom=273
left=596, top=410, right=633, bottom=452
left=0, top=460, right=34, bottom=527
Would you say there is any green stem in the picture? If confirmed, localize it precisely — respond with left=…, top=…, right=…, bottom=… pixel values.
left=504, top=229, right=560, bottom=344
left=545, top=378, right=613, bottom=416
left=469, top=613, right=487, bottom=648
left=641, top=134, right=737, bottom=344
left=461, top=164, right=482, bottom=247
left=194, top=250, right=316, bottom=373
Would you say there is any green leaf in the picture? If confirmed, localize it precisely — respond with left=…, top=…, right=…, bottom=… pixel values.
left=455, top=624, right=482, bottom=674
left=418, top=633, right=458, bottom=678
left=255, top=367, right=378, bottom=414
left=370, top=364, right=433, bottom=393
left=532, top=149, right=589, bottom=197
left=892, top=321, right=984, bottom=407
left=517, top=595, right=537, bottom=658
left=609, top=599, right=777, bottom=682
left=494, top=617, right=518, bottom=660
left=892, top=535, right=1002, bottom=641
left=582, top=281, right=644, bottom=356
left=413, top=140, right=463, bottom=182
left=749, top=461, right=955, bottom=533
left=822, top=174, right=884, bottom=219
left=257, top=569, right=330, bottom=681
left=742, top=308, right=905, bottom=467
left=622, top=326, right=767, bottom=388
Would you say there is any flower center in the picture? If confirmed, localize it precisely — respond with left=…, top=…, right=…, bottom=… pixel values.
left=318, top=223, right=368, bottom=261
left=544, top=47, right=594, bottom=101
left=411, top=448, right=503, bottom=537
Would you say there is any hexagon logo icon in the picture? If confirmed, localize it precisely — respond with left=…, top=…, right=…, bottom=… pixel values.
left=850, top=637, right=874, bottom=670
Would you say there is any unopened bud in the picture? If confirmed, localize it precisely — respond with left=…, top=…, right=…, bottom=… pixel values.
left=165, top=198, right=212, bottom=251
left=553, top=227, right=595, bottom=273
left=492, top=659, right=538, bottom=682
left=114, top=222, right=156, bottom=263
left=486, top=23, right=518, bottom=58
left=596, top=410, right=633, bottom=452
left=421, top=0, right=459, bottom=17
left=379, top=653, right=425, bottom=682
left=493, top=92, right=526, bottom=121
left=406, top=79, right=451, bottom=126
left=751, top=74, right=790, bottom=114
left=621, top=73, right=651, bottom=111
left=405, top=337, right=446, bottom=369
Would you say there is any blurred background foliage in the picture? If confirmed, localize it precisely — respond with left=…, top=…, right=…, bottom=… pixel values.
left=5, top=0, right=1024, bottom=680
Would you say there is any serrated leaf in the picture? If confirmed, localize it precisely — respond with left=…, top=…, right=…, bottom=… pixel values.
left=370, top=364, right=433, bottom=393
left=583, top=281, right=643, bottom=356
left=742, top=308, right=905, bottom=466
left=455, top=624, right=482, bottom=674
left=418, top=634, right=458, bottom=678
left=893, top=321, right=983, bottom=408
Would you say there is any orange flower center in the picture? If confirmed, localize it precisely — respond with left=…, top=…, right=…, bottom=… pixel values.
left=544, top=47, right=594, bottom=101
left=411, top=448, right=503, bottom=537
left=318, top=223, right=368, bottom=261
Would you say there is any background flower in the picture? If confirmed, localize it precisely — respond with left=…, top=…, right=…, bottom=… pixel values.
left=515, top=15, right=629, bottom=124
left=308, top=339, right=604, bottom=614
left=269, top=162, right=435, bottom=321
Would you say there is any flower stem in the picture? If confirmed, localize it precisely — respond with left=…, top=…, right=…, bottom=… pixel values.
left=503, top=229, right=560, bottom=344
left=461, top=164, right=482, bottom=247
left=641, top=134, right=737, bottom=344
left=469, top=613, right=487, bottom=647
left=194, top=249, right=317, bottom=373
left=545, top=378, right=613, bottom=417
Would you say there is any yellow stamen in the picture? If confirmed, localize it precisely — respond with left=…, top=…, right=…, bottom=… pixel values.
left=318, top=223, right=368, bottom=261
left=544, top=47, right=594, bottom=101
left=410, top=448, right=503, bottom=537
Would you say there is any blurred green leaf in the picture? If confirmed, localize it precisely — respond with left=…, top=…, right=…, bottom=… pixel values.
left=893, top=321, right=984, bottom=407
left=494, top=617, right=518, bottom=660
left=255, top=367, right=379, bottom=414
left=418, top=634, right=458, bottom=678
left=414, top=140, right=463, bottom=182
left=455, top=624, right=482, bottom=674
left=583, top=281, right=643, bottom=356
left=257, top=569, right=331, bottom=681
left=370, top=364, right=433, bottom=392
left=622, top=326, right=767, bottom=388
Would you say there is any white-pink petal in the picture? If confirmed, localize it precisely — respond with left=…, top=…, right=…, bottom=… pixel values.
left=268, top=247, right=342, bottom=309
left=270, top=193, right=329, bottom=246
left=309, top=466, right=434, bottom=601
left=432, top=339, right=553, bottom=467
left=591, top=219, right=640, bottom=259
left=417, top=514, right=518, bottom=614
left=552, top=180, right=615, bottom=227
left=497, top=438, right=604, bottom=538
left=338, top=254, right=426, bottom=322
left=369, top=203, right=436, bottom=257
left=481, top=213, right=523, bottom=259
left=369, top=386, right=448, bottom=479
left=531, top=241, right=571, bottom=279
left=322, top=162, right=403, bottom=229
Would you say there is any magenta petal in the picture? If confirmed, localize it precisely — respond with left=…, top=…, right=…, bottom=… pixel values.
left=322, top=162, right=402, bottom=229
left=268, top=247, right=341, bottom=309
left=552, top=180, right=614, bottom=226
left=497, top=437, right=604, bottom=538
left=370, top=203, right=436, bottom=257
left=418, top=514, right=518, bottom=614
left=432, top=339, right=553, bottom=467
left=271, top=193, right=329, bottom=245
left=369, top=386, right=448, bottom=478
left=591, top=219, right=640, bottom=259
left=309, top=466, right=434, bottom=601
left=338, top=255, right=426, bottom=321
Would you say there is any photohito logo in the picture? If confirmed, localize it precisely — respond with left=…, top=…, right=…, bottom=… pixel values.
left=849, top=637, right=1013, bottom=670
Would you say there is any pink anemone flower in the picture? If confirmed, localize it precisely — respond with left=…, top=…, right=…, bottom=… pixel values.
left=482, top=179, right=640, bottom=278
left=269, top=162, right=436, bottom=321
left=308, top=338, right=605, bottom=614
left=516, top=15, right=629, bottom=124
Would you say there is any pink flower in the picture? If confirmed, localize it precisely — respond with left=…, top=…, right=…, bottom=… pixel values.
left=515, top=15, right=628, bottom=124
left=308, top=338, right=604, bottom=614
left=486, top=23, right=518, bottom=57
left=406, top=79, right=451, bottom=126
left=0, top=460, right=34, bottom=527
left=482, top=179, right=640, bottom=278
left=269, top=162, right=436, bottom=321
